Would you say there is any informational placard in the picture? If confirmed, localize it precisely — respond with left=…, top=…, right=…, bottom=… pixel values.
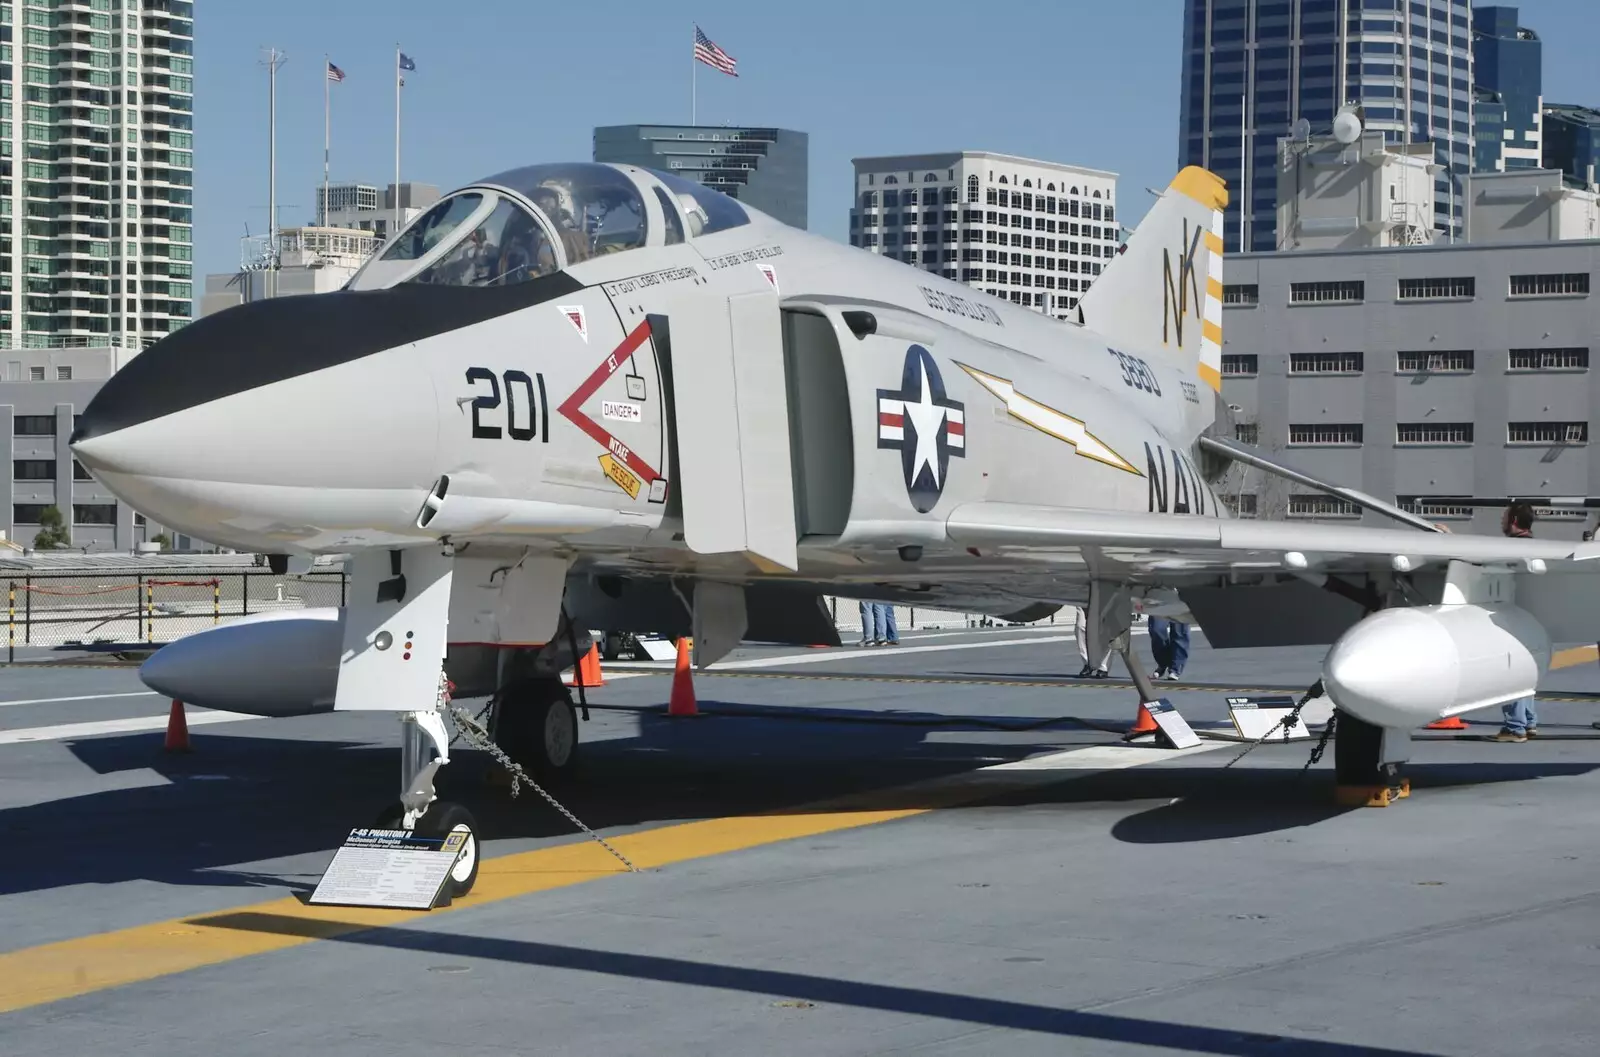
left=1226, top=695, right=1312, bottom=742
left=1145, top=699, right=1202, bottom=749
left=309, top=828, right=466, bottom=910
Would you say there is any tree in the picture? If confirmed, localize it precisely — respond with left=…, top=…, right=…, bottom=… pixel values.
left=32, top=506, right=69, bottom=550
left=150, top=533, right=170, bottom=548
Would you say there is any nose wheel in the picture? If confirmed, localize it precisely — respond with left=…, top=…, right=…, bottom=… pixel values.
left=373, top=799, right=481, bottom=899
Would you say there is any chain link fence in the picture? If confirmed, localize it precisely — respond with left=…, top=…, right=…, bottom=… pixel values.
left=5, top=570, right=348, bottom=657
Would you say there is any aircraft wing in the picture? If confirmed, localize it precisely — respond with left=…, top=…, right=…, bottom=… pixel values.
left=945, top=503, right=1595, bottom=574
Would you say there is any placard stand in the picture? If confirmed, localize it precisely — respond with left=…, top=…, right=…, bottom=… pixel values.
left=309, top=828, right=468, bottom=910
left=1126, top=699, right=1202, bottom=749
left=1225, top=695, right=1313, bottom=742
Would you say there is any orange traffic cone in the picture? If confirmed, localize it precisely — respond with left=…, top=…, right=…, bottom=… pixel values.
left=1426, top=715, right=1468, bottom=730
left=1124, top=702, right=1159, bottom=739
left=164, top=699, right=191, bottom=753
left=567, top=643, right=605, bottom=687
left=668, top=636, right=698, bottom=717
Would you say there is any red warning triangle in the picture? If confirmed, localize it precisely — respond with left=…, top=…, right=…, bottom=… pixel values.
left=558, top=304, right=588, bottom=343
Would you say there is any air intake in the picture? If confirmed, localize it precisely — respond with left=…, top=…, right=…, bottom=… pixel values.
left=416, top=474, right=450, bottom=528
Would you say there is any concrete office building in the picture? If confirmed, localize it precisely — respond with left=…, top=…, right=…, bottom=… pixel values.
left=0, top=1, right=196, bottom=350
left=593, top=125, right=808, bottom=229
left=1180, top=0, right=1474, bottom=251
left=848, top=151, right=1118, bottom=320
left=201, top=181, right=438, bottom=318
left=1471, top=6, right=1541, bottom=173
left=0, top=340, right=190, bottom=550
left=1217, top=239, right=1600, bottom=537
left=313, top=181, right=439, bottom=240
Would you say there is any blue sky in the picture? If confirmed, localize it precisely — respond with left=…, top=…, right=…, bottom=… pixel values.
left=194, top=0, right=1600, bottom=283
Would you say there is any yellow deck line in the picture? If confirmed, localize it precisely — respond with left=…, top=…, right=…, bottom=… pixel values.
left=1552, top=644, right=1597, bottom=670
left=0, top=795, right=964, bottom=1016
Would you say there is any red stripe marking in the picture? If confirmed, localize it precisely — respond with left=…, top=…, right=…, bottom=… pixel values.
left=946, top=421, right=965, bottom=437
left=879, top=412, right=904, bottom=427
left=557, top=319, right=662, bottom=482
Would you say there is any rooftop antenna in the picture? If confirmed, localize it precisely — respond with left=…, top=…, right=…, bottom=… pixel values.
left=260, top=47, right=288, bottom=298
left=1292, top=117, right=1311, bottom=142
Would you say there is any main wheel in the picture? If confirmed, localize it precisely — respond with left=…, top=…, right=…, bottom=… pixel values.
left=370, top=800, right=480, bottom=899
left=492, top=678, right=580, bottom=779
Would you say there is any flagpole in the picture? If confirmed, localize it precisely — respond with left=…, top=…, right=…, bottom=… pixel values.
left=690, top=25, right=697, bottom=125
left=393, top=44, right=401, bottom=243
left=322, top=54, right=330, bottom=225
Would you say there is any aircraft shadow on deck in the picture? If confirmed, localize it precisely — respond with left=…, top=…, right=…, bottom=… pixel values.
left=187, top=911, right=1446, bottom=1057
left=0, top=700, right=1101, bottom=896
left=7, top=704, right=1599, bottom=895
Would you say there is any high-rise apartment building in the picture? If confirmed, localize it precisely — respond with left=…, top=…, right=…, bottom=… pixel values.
left=1179, top=0, right=1474, bottom=252
left=848, top=151, right=1117, bottom=320
left=1471, top=6, right=1541, bottom=173
left=593, top=124, right=808, bottom=229
left=0, top=1, right=195, bottom=350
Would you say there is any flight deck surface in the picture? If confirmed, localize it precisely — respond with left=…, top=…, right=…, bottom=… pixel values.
left=2, top=625, right=1599, bottom=1056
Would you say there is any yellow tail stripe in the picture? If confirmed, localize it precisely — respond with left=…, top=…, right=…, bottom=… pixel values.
left=1207, top=277, right=1223, bottom=299
left=1198, top=362, right=1222, bottom=391
left=1203, top=232, right=1224, bottom=255
left=1202, top=319, right=1223, bottom=345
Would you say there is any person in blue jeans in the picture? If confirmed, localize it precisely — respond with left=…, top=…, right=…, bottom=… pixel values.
left=1148, top=617, right=1190, bottom=681
left=858, top=602, right=900, bottom=646
left=1497, top=502, right=1538, bottom=742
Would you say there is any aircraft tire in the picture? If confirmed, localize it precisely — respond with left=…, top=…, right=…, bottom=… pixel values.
left=369, top=801, right=480, bottom=899
left=494, top=678, right=580, bottom=780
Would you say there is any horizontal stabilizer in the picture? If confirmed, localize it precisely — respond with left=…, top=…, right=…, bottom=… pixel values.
left=1198, top=436, right=1442, bottom=533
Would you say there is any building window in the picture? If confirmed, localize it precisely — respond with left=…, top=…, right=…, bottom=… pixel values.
left=1223, top=283, right=1259, bottom=305
left=966, top=175, right=979, bottom=202
left=1289, top=352, right=1363, bottom=374
left=56, top=366, right=70, bottom=380
left=73, top=458, right=93, bottom=481
left=13, top=415, right=54, bottom=436
left=1533, top=505, right=1588, bottom=522
left=1396, top=350, right=1473, bottom=373
left=1397, top=276, right=1474, bottom=300
left=1399, top=497, right=1473, bottom=520
left=1508, top=347, right=1589, bottom=371
left=13, top=459, right=52, bottom=479
left=1289, top=280, right=1364, bottom=303
left=1220, top=493, right=1258, bottom=518
left=1396, top=423, right=1473, bottom=445
left=1508, top=273, right=1589, bottom=297
left=1508, top=422, right=1588, bottom=444
left=73, top=503, right=116, bottom=526
left=27, top=365, right=42, bottom=381
left=1234, top=423, right=1260, bottom=445
left=12, top=504, right=50, bottom=525
left=1288, top=495, right=1361, bottom=518
left=1289, top=424, right=1363, bottom=446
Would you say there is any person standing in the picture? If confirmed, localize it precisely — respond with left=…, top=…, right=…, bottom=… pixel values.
left=1076, top=606, right=1111, bottom=678
left=1149, top=616, right=1190, bottom=681
left=1496, top=502, right=1538, bottom=742
left=858, top=601, right=900, bottom=646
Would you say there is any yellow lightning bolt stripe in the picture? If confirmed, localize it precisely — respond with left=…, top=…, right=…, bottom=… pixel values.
left=957, top=363, right=1141, bottom=476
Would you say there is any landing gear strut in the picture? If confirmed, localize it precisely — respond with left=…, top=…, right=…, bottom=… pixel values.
left=374, top=707, right=480, bottom=898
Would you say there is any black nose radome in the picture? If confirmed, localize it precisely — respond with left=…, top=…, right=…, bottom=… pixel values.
left=72, top=271, right=584, bottom=445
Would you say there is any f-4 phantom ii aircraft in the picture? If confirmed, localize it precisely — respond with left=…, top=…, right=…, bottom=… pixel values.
left=71, top=161, right=1600, bottom=896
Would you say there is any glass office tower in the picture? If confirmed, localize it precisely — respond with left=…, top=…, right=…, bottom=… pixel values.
left=1470, top=6, right=1541, bottom=172
left=1179, top=0, right=1473, bottom=252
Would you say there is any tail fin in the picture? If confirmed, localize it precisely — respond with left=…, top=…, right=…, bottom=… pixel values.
left=1076, top=166, right=1229, bottom=393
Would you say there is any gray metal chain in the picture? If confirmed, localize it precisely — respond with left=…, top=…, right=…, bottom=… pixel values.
left=1222, top=681, right=1327, bottom=770
left=437, top=679, right=638, bottom=873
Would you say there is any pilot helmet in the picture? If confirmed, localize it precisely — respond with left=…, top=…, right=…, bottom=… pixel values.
left=536, top=181, right=579, bottom=228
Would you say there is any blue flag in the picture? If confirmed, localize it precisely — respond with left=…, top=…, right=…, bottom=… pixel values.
left=399, top=53, right=416, bottom=71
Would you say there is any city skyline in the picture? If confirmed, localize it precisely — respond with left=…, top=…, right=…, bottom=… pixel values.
left=192, top=0, right=1600, bottom=288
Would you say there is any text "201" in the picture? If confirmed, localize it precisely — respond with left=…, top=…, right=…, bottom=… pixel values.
left=465, top=367, right=549, bottom=442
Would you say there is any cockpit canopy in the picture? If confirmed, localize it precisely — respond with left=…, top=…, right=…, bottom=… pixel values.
left=346, top=162, right=752, bottom=291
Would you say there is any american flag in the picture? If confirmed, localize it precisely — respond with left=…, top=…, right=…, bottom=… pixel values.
left=693, top=26, right=737, bottom=76
left=326, top=61, right=345, bottom=82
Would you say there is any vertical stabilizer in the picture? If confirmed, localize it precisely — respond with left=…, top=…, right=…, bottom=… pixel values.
left=1076, top=167, right=1229, bottom=392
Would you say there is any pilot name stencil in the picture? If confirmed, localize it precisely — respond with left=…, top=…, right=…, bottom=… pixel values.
left=704, top=245, right=784, bottom=271
left=918, top=286, right=1003, bottom=327
left=601, top=266, right=700, bottom=297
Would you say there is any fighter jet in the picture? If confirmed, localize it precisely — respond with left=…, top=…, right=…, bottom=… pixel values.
left=70, top=161, right=1600, bottom=897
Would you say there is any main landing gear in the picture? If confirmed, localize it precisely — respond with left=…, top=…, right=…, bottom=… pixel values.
left=491, top=677, right=580, bottom=779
